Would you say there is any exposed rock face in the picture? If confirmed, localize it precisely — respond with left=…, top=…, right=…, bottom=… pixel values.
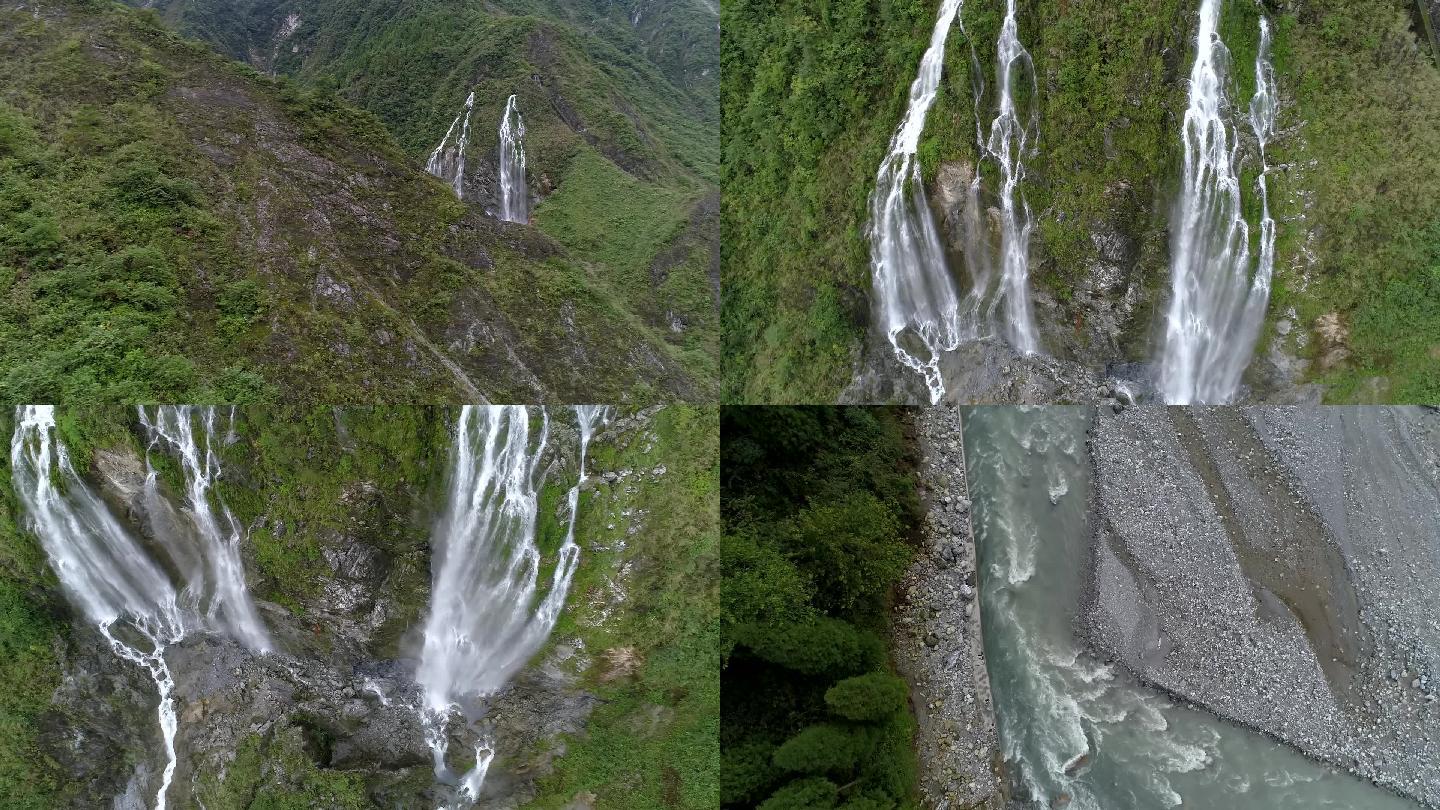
left=892, top=406, right=1003, bottom=809
left=843, top=333, right=1102, bottom=405
left=1085, top=407, right=1440, bottom=807
left=28, top=407, right=672, bottom=809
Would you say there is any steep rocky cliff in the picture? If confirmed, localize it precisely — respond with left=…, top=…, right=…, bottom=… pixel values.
left=0, top=405, right=718, bottom=808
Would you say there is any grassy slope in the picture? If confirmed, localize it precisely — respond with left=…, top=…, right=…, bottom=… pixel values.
left=532, top=405, right=720, bottom=808
left=0, top=0, right=711, bottom=403
left=723, top=0, right=1440, bottom=403
left=1268, top=0, right=1440, bottom=402
left=721, top=0, right=935, bottom=403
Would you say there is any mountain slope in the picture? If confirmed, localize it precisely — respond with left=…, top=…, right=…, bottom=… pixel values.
left=125, top=0, right=721, bottom=383
left=0, top=0, right=714, bottom=403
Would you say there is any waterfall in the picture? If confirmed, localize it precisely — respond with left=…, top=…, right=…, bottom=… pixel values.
left=135, top=406, right=272, bottom=651
left=417, top=405, right=606, bottom=805
left=977, top=0, right=1040, bottom=356
left=497, top=94, right=529, bottom=224
left=10, top=406, right=270, bottom=810
left=427, top=91, right=477, bottom=199
left=869, top=0, right=1041, bottom=403
left=1159, top=2, right=1278, bottom=404
left=868, top=0, right=968, bottom=404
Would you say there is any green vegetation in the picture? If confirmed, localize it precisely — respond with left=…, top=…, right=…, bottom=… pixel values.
left=0, top=0, right=715, bottom=403
left=0, top=411, right=66, bottom=810
left=722, top=407, right=921, bottom=809
left=196, top=728, right=370, bottom=810
left=214, top=406, right=447, bottom=651
left=1268, top=0, right=1440, bottom=402
left=721, top=0, right=935, bottom=402
left=723, top=0, right=1440, bottom=402
left=533, top=406, right=720, bottom=809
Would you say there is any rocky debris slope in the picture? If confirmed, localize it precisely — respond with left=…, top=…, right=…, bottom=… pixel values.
left=891, top=406, right=1003, bottom=809
left=1085, top=406, right=1440, bottom=807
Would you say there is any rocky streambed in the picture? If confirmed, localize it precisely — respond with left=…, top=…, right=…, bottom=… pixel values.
left=891, top=406, right=1003, bottom=809
left=1086, top=406, right=1440, bottom=807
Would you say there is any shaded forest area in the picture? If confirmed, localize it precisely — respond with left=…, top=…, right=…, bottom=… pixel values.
left=721, top=406, right=923, bottom=809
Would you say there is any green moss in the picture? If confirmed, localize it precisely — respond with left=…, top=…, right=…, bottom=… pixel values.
left=196, top=728, right=369, bottom=810
left=215, top=406, right=446, bottom=628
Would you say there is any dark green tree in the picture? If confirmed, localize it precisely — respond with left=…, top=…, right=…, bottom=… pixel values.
left=824, top=672, right=908, bottom=722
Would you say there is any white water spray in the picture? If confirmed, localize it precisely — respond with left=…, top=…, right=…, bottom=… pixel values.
left=137, top=406, right=272, bottom=652
left=868, top=0, right=968, bottom=404
left=10, top=406, right=268, bottom=810
left=427, top=91, right=477, bottom=199
left=977, top=0, right=1041, bottom=356
left=869, top=0, right=1041, bottom=403
left=417, top=405, right=606, bottom=805
left=1159, top=2, right=1277, bottom=403
left=497, top=94, right=530, bottom=224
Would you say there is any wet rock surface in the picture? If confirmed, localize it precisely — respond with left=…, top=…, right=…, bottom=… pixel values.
left=31, top=409, right=665, bottom=809
left=1085, top=406, right=1440, bottom=807
left=892, top=406, right=1003, bottom=809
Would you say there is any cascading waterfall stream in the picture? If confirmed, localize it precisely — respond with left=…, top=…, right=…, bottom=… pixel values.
left=137, top=405, right=272, bottom=652
left=869, top=0, right=969, bottom=404
left=1159, top=1, right=1278, bottom=404
left=417, top=405, right=607, bottom=806
left=427, top=91, right=477, bottom=199
left=978, top=0, right=1041, bottom=356
left=497, top=94, right=530, bottom=224
left=869, top=0, right=1041, bottom=403
left=10, top=406, right=271, bottom=810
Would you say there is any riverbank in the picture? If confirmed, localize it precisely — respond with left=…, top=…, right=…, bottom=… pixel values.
left=1084, top=407, right=1440, bottom=807
left=891, top=406, right=1003, bottom=809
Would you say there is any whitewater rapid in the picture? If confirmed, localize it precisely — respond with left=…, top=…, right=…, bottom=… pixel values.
left=965, top=408, right=1418, bottom=810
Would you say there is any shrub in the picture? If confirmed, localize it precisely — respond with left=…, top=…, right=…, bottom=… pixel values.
left=756, top=777, right=840, bottom=810
left=782, top=494, right=909, bottom=615
left=721, top=739, right=780, bottom=805
left=824, top=672, right=908, bottom=722
left=772, top=724, right=865, bottom=774
left=733, top=617, right=885, bottom=676
left=837, top=792, right=896, bottom=810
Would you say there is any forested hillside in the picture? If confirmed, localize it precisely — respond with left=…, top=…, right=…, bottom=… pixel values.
left=721, top=407, right=922, bottom=808
left=0, top=0, right=718, bottom=402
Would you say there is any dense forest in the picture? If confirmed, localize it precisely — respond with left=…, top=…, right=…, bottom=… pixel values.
left=722, top=0, right=1440, bottom=404
left=721, top=407, right=922, bottom=808
left=1, top=0, right=717, bottom=402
